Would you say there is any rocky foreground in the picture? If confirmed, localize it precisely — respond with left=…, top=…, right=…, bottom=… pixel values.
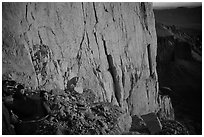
left=3, top=79, right=189, bottom=135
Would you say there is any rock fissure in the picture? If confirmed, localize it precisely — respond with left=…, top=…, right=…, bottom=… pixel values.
left=28, top=24, right=32, bottom=31
left=101, top=35, right=121, bottom=106
left=25, top=3, right=28, bottom=22
left=93, top=2, right=98, bottom=24
left=140, top=3, right=148, bottom=31
left=31, top=11, right=35, bottom=20
left=76, top=27, right=85, bottom=66
left=37, top=30, right=43, bottom=44
left=147, top=44, right=153, bottom=76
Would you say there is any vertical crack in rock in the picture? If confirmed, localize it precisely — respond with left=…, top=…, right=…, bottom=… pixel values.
left=28, top=24, right=32, bottom=31
left=85, top=31, right=91, bottom=52
left=25, top=3, right=28, bottom=22
left=92, top=68, right=106, bottom=102
left=93, top=31, right=99, bottom=46
left=93, top=2, right=98, bottom=24
left=76, top=29, right=85, bottom=68
left=146, top=80, right=149, bottom=100
left=126, top=73, right=136, bottom=111
left=110, top=3, right=116, bottom=22
left=120, top=57, right=125, bottom=88
left=147, top=44, right=153, bottom=77
left=140, top=2, right=148, bottom=31
left=102, top=35, right=121, bottom=106
left=37, top=30, right=43, bottom=44
left=81, top=2, right=86, bottom=24
left=31, top=12, right=35, bottom=20
left=76, top=3, right=86, bottom=69
left=103, top=3, right=108, bottom=13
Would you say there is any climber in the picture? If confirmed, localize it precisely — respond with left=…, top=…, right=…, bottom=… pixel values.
left=66, top=76, right=79, bottom=91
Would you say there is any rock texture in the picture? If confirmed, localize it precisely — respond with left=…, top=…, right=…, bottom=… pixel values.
left=3, top=2, right=159, bottom=116
left=157, top=95, right=174, bottom=120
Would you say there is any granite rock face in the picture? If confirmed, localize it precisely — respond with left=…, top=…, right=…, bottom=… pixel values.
left=3, top=2, right=159, bottom=116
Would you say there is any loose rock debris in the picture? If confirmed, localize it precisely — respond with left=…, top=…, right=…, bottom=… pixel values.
left=2, top=79, right=189, bottom=135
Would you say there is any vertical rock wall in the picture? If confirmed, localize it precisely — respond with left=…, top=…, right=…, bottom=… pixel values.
left=2, top=2, right=159, bottom=115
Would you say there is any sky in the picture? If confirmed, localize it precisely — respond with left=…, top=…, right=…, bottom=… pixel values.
left=153, top=2, right=202, bottom=9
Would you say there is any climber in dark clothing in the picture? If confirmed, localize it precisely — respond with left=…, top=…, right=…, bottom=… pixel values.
left=66, top=76, right=79, bottom=91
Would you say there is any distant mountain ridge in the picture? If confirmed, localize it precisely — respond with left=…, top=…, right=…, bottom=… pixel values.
left=154, top=6, right=202, bottom=31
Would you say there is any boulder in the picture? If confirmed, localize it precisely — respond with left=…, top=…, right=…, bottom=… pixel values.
left=117, top=112, right=132, bottom=133
left=130, top=115, right=150, bottom=134
left=141, top=113, right=162, bottom=134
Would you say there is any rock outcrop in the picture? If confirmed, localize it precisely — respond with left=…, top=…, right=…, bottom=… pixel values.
left=3, top=2, right=160, bottom=119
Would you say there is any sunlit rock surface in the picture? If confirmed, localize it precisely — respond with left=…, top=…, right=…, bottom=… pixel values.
left=2, top=2, right=165, bottom=120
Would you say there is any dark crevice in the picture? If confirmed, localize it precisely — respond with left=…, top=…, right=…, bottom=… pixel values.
left=122, top=70, right=125, bottom=88
left=147, top=44, right=153, bottom=77
left=93, top=29, right=101, bottom=61
left=44, top=26, right=56, bottom=36
left=96, top=65, right=101, bottom=72
left=28, top=24, right=32, bottom=31
left=34, top=3, right=37, bottom=11
left=76, top=3, right=86, bottom=64
left=102, top=36, right=121, bottom=106
left=146, top=80, right=149, bottom=100
left=92, top=68, right=106, bottom=101
left=31, top=12, right=35, bottom=20
left=76, top=30, right=85, bottom=63
left=86, top=32, right=89, bottom=46
left=110, top=3, right=115, bottom=22
left=120, top=57, right=125, bottom=88
left=25, top=3, right=28, bottom=22
left=85, top=31, right=91, bottom=52
left=39, top=26, right=56, bottom=36
left=79, top=2, right=86, bottom=59
left=103, top=4, right=108, bottom=12
left=51, top=29, right=56, bottom=36
left=37, top=30, right=43, bottom=44
left=127, top=73, right=135, bottom=100
left=102, top=35, right=108, bottom=56
left=140, top=2, right=149, bottom=31
left=81, top=2, right=86, bottom=24
left=93, top=31, right=99, bottom=46
left=93, top=2, right=98, bottom=24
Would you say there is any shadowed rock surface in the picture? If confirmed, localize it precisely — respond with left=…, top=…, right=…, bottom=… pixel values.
left=155, top=13, right=202, bottom=134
